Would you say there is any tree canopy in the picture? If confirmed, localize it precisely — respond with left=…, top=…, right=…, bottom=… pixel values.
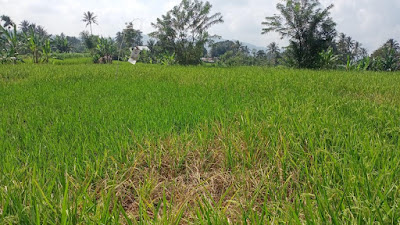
left=150, top=0, right=223, bottom=65
left=262, top=0, right=336, bottom=68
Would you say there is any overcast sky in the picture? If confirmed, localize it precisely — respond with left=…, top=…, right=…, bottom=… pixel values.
left=2, top=0, right=400, bottom=52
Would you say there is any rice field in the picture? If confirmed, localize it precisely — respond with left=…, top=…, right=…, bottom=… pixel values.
left=1, top=62, right=400, bottom=224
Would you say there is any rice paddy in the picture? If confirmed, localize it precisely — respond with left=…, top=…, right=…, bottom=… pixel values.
left=1, top=62, right=400, bottom=224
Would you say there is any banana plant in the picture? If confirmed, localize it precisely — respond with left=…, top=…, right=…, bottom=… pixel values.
left=42, top=39, right=51, bottom=63
left=356, top=56, right=370, bottom=71
left=346, top=55, right=352, bottom=71
left=0, top=24, right=20, bottom=63
left=93, top=37, right=116, bottom=63
left=27, top=28, right=41, bottom=63
left=319, top=47, right=339, bottom=69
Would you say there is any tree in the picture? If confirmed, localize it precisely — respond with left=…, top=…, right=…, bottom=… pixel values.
left=262, top=0, right=336, bottom=68
left=27, top=27, right=41, bottom=63
left=116, top=22, right=143, bottom=49
left=256, top=50, right=267, bottom=59
left=0, top=15, right=15, bottom=29
left=82, top=11, right=98, bottom=35
left=66, top=36, right=85, bottom=52
left=19, top=20, right=30, bottom=33
left=80, top=31, right=97, bottom=50
left=229, top=41, right=250, bottom=55
left=35, top=25, right=49, bottom=39
left=336, top=33, right=367, bottom=64
left=336, top=33, right=352, bottom=63
left=266, top=42, right=281, bottom=65
left=150, top=0, right=223, bottom=65
left=371, top=39, right=400, bottom=71
left=210, top=40, right=236, bottom=57
left=93, top=37, right=116, bottom=64
left=23, top=24, right=52, bottom=63
left=53, top=33, right=71, bottom=53
left=114, top=22, right=143, bottom=61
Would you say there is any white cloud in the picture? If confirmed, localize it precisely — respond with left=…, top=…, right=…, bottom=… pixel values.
left=323, top=0, right=400, bottom=51
left=2, top=0, right=400, bottom=51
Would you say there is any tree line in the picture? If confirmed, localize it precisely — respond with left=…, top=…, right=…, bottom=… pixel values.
left=1, top=0, right=399, bottom=71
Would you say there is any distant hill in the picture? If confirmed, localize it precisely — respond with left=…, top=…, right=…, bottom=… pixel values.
left=142, top=34, right=267, bottom=52
left=209, top=37, right=267, bottom=52
left=240, top=41, right=267, bottom=51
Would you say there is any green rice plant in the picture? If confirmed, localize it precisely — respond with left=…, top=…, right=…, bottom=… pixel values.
left=0, top=63, right=400, bottom=224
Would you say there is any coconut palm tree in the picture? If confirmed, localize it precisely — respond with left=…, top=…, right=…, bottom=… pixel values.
left=1, top=15, right=15, bottom=29
left=19, top=20, right=30, bottom=33
left=267, top=42, right=281, bottom=65
left=82, top=11, right=98, bottom=35
left=385, top=39, right=400, bottom=51
left=267, top=42, right=279, bottom=55
left=36, top=25, right=49, bottom=39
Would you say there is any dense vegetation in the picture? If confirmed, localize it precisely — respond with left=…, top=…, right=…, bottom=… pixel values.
left=1, top=62, right=400, bottom=224
left=1, top=0, right=400, bottom=70
left=1, top=0, right=400, bottom=224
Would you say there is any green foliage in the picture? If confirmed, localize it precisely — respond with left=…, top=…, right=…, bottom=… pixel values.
left=92, top=37, right=116, bottom=64
left=1, top=64, right=400, bottom=223
left=50, top=52, right=91, bottom=60
left=115, top=22, right=143, bottom=62
left=139, top=50, right=176, bottom=65
left=52, top=33, right=71, bottom=53
left=0, top=24, right=21, bottom=64
left=266, top=42, right=281, bottom=66
left=370, top=39, right=400, bottom=71
left=262, top=0, right=337, bottom=68
left=19, top=20, right=30, bottom=33
left=150, top=0, right=223, bottom=65
left=210, top=40, right=236, bottom=57
left=217, top=50, right=255, bottom=66
left=356, top=56, right=371, bottom=71
left=42, top=39, right=51, bottom=63
left=210, top=41, right=275, bottom=67
left=336, top=33, right=368, bottom=65
left=66, top=36, right=85, bottom=53
left=49, top=57, right=92, bottom=65
left=80, top=31, right=98, bottom=51
left=116, top=22, right=143, bottom=49
left=319, top=47, right=338, bottom=69
left=27, top=28, right=41, bottom=63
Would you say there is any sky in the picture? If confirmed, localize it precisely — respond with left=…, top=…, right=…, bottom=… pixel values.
left=2, top=0, right=400, bottom=52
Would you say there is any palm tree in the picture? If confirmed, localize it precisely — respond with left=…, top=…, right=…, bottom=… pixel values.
left=82, top=11, right=98, bottom=35
left=345, top=36, right=355, bottom=54
left=36, top=25, right=49, bottom=38
left=256, top=50, right=267, bottom=58
left=267, top=42, right=279, bottom=55
left=1, top=15, right=15, bottom=29
left=19, top=20, right=30, bottom=33
left=385, top=39, right=400, bottom=51
left=337, top=33, right=360, bottom=63
left=28, top=23, right=37, bottom=32
left=262, top=0, right=336, bottom=68
left=267, top=42, right=280, bottom=65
